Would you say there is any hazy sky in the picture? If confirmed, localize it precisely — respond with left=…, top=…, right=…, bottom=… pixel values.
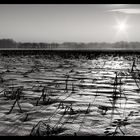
left=0, top=4, right=140, bottom=43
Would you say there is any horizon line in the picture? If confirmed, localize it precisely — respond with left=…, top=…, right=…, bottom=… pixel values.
left=1, top=38, right=140, bottom=44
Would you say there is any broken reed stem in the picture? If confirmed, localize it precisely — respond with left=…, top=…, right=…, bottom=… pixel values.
left=71, top=82, right=75, bottom=93
left=110, top=72, right=119, bottom=122
left=7, top=99, right=17, bottom=114
left=113, top=72, right=118, bottom=94
left=98, top=105, right=109, bottom=115
left=58, top=102, right=64, bottom=109
left=45, top=91, right=74, bottom=124
left=52, top=104, right=76, bottom=134
left=110, top=71, right=128, bottom=123
left=52, top=111, right=67, bottom=130
left=23, top=113, right=29, bottom=122
left=3, top=90, right=8, bottom=98
left=0, top=76, right=4, bottom=83
left=7, top=88, right=23, bottom=114
left=112, top=120, right=126, bottom=136
left=131, top=59, right=135, bottom=73
left=7, top=97, right=22, bottom=114
left=36, top=87, right=47, bottom=106
left=30, top=121, right=44, bottom=136
left=74, top=132, right=77, bottom=136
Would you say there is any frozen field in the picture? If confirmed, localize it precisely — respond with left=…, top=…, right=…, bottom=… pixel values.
left=0, top=51, right=140, bottom=136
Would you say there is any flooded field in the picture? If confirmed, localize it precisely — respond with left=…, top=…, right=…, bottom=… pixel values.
left=0, top=51, right=140, bottom=136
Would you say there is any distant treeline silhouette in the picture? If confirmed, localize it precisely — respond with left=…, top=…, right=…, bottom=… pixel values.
left=0, top=39, right=17, bottom=48
left=0, top=39, right=140, bottom=50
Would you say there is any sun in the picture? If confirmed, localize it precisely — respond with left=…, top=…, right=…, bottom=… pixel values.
left=117, top=22, right=127, bottom=32
left=113, top=17, right=131, bottom=40
left=115, top=21, right=128, bottom=33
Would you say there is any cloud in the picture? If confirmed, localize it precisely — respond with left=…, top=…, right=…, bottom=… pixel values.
left=108, top=9, right=140, bottom=14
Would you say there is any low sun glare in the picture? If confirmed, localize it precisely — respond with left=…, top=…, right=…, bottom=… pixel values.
left=113, top=17, right=131, bottom=41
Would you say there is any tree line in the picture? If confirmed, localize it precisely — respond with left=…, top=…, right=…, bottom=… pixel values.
left=0, top=39, right=140, bottom=50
